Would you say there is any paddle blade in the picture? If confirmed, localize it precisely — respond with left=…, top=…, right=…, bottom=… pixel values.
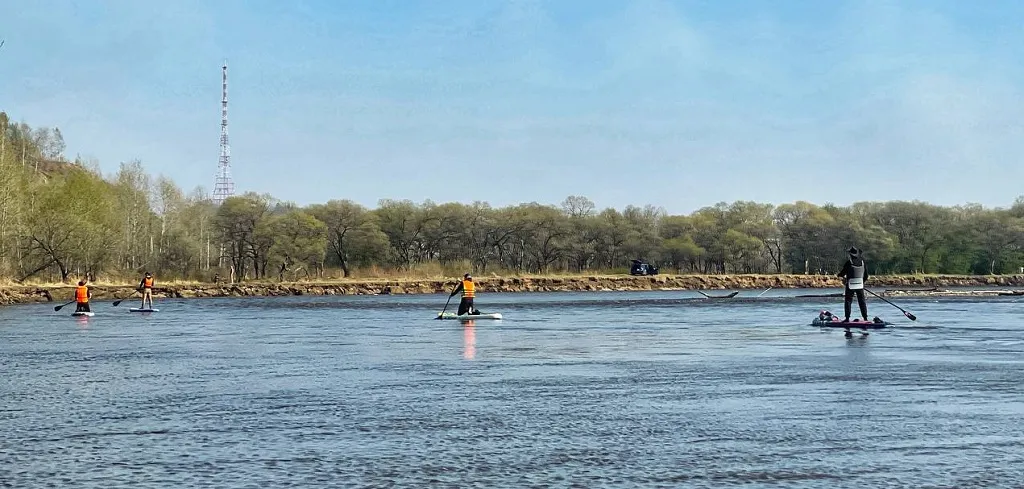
left=112, top=300, right=122, bottom=307
left=904, top=311, right=917, bottom=321
left=53, top=305, right=62, bottom=311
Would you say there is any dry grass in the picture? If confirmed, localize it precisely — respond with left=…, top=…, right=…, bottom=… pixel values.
left=0, top=277, right=208, bottom=288
left=2, top=270, right=1018, bottom=290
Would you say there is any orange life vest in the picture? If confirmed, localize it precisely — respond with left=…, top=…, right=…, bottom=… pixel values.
left=462, top=280, right=475, bottom=298
left=75, top=286, right=89, bottom=303
left=143, top=277, right=154, bottom=288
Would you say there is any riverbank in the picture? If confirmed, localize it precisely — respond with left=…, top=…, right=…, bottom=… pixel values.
left=3, top=273, right=1024, bottom=306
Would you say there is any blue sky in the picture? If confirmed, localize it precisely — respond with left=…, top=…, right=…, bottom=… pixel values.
left=2, top=0, right=1023, bottom=213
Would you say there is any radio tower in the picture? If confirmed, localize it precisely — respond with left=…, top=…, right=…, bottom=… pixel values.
left=213, top=62, right=234, bottom=205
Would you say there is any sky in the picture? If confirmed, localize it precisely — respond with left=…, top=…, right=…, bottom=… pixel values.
left=2, top=0, right=1023, bottom=214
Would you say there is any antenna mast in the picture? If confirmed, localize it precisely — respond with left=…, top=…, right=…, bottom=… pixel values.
left=213, top=61, right=235, bottom=205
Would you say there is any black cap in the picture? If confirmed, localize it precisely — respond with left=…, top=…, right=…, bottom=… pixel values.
left=464, top=273, right=472, bottom=279
left=848, top=247, right=859, bottom=255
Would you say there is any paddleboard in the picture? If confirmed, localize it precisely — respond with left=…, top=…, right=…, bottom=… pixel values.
left=438, top=312, right=503, bottom=321
left=129, top=308, right=159, bottom=313
left=71, top=311, right=94, bottom=317
left=811, top=317, right=890, bottom=329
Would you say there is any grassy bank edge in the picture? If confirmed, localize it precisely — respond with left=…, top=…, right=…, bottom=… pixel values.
left=3, top=273, right=1024, bottom=307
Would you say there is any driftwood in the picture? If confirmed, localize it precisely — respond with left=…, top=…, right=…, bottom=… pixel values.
left=697, top=291, right=739, bottom=299
left=885, top=287, right=939, bottom=293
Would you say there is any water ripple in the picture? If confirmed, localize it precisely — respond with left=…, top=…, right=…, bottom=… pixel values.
left=1, top=292, right=1023, bottom=487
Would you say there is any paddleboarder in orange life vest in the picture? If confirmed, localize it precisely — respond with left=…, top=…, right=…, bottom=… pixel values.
left=138, top=272, right=155, bottom=309
left=449, top=273, right=480, bottom=316
left=74, top=280, right=91, bottom=313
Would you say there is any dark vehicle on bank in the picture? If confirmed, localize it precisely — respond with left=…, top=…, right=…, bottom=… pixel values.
left=630, top=259, right=659, bottom=276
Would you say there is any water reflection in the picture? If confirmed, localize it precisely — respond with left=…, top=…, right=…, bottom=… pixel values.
left=2, top=293, right=1023, bottom=487
left=463, top=321, right=476, bottom=360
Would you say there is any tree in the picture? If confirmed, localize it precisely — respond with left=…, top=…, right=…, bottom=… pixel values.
left=865, top=201, right=946, bottom=273
left=308, top=200, right=388, bottom=277
left=112, top=160, right=153, bottom=271
left=561, top=195, right=596, bottom=219
left=20, top=168, right=115, bottom=282
left=214, top=193, right=273, bottom=280
left=969, top=210, right=1024, bottom=274
left=267, top=210, right=327, bottom=280
left=594, top=208, right=630, bottom=269
left=511, top=203, right=569, bottom=273
left=375, top=199, right=429, bottom=269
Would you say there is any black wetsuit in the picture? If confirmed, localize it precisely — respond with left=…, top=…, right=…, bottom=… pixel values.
left=837, top=256, right=869, bottom=321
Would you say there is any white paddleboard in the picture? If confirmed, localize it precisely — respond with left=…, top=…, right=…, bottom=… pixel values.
left=438, top=312, right=502, bottom=321
left=129, top=308, right=159, bottom=313
left=71, top=311, right=94, bottom=317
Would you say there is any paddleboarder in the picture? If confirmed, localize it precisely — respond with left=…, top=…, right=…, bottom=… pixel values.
left=138, top=272, right=155, bottom=310
left=74, top=280, right=91, bottom=313
left=837, top=247, right=869, bottom=322
left=449, top=273, right=480, bottom=316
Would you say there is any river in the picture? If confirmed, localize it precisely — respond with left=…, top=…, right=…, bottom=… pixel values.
left=1, top=290, right=1022, bottom=488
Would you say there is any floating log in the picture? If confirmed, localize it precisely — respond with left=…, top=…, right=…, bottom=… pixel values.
left=885, top=287, right=939, bottom=293
left=697, top=291, right=739, bottom=299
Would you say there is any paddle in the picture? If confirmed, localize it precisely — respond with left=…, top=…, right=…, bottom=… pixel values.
left=435, top=285, right=457, bottom=319
left=866, top=288, right=917, bottom=321
left=112, top=290, right=140, bottom=307
left=53, top=300, right=75, bottom=312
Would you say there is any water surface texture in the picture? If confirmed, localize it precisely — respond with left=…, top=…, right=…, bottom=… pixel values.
left=2, top=290, right=1023, bottom=488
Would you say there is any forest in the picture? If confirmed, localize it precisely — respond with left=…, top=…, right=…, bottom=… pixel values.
left=2, top=112, right=1023, bottom=283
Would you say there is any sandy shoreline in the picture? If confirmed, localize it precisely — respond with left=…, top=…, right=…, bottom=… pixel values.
left=3, top=273, right=1024, bottom=306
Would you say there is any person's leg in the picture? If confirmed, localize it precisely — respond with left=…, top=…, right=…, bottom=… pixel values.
left=457, top=298, right=470, bottom=315
left=857, top=289, right=868, bottom=321
left=844, top=289, right=853, bottom=321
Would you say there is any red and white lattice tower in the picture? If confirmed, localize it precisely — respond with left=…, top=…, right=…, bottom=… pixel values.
left=212, top=62, right=235, bottom=205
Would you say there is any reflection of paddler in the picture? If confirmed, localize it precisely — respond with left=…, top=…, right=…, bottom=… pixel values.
left=463, top=321, right=476, bottom=360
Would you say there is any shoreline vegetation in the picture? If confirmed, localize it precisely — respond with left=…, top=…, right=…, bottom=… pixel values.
left=4, top=273, right=1024, bottom=306
left=7, top=112, right=1024, bottom=301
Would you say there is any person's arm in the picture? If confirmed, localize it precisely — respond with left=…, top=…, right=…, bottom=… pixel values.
left=449, top=282, right=464, bottom=297
left=864, top=264, right=869, bottom=283
left=837, top=260, right=852, bottom=278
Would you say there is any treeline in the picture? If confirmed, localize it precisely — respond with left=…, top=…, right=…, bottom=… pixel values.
left=3, top=111, right=1024, bottom=283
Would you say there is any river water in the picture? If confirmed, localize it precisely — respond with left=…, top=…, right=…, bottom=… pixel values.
left=1, top=289, right=1023, bottom=488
